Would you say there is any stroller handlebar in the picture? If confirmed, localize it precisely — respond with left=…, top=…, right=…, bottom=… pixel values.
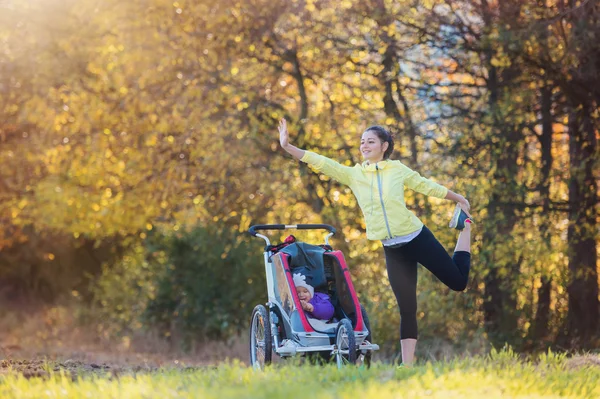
left=248, top=224, right=336, bottom=237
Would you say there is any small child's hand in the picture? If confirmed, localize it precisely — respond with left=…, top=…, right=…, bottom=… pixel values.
left=300, top=300, right=314, bottom=312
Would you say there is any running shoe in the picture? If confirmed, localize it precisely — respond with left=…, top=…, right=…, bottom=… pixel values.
left=449, top=204, right=472, bottom=230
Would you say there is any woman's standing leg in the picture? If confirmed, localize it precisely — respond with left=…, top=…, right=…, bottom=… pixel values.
left=401, top=338, right=417, bottom=366
left=383, top=246, right=418, bottom=365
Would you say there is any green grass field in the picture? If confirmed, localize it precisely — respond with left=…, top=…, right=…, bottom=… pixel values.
left=1, top=350, right=599, bottom=398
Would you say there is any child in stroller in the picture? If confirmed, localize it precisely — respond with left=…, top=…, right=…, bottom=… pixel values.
left=293, top=273, right=334, bottom=321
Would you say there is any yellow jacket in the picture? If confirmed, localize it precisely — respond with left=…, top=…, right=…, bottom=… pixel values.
left=301, top=151, right=448, bottom=240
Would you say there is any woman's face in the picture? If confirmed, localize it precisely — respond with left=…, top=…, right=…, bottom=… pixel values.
left=360, top=130, right=388, bottom=163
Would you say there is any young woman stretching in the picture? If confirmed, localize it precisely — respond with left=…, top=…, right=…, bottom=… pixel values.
left=277, top=118, right=472, bottom=365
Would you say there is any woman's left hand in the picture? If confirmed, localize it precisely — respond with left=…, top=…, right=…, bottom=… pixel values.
left=446, top=190, right=471, bottom=217
left=458, top=197, right=471, bottom=217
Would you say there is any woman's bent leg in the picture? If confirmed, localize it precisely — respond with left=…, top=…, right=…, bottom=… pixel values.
left=454, top=220, right=471, bottom=253
left=404, top=226, right=471, bottom=291
left=384, top=246, right=418, bottom=365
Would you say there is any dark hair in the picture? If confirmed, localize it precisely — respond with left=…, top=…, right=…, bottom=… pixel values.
left=365, top=125, right=395, bottom=159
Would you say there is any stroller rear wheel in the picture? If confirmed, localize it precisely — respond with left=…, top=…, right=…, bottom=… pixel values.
left=335, top=318, right=356, bottom=367
left=250, top=304, right=272, bottom=370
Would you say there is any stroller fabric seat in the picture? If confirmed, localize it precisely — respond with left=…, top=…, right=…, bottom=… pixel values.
left=280, top=242, right=327, bottom=289
left=307, top=317, right=338, bottom=333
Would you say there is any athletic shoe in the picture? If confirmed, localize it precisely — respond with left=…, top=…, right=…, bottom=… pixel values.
left=449, top=204, right=472, bottom=230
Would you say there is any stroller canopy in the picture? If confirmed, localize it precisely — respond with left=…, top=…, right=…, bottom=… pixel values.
left=280, top=242, right=327, bottom=290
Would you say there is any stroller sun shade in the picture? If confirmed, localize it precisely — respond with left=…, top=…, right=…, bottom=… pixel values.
left=279, top=242, right=327, bottom=290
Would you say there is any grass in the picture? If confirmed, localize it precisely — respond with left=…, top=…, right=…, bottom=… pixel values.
left=1, top=349, right=599, bottom=398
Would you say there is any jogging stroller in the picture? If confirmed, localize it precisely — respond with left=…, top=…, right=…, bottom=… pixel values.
left=248, top=224, right=379, bottom=369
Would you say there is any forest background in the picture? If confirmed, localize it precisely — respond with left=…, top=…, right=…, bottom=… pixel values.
left=0, top=0, right=598, bottom=361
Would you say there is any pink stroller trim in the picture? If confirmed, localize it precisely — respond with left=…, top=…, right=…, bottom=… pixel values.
left=281, top=253, right=316, bottom=333
left=327, top=251, right=364, bottom=331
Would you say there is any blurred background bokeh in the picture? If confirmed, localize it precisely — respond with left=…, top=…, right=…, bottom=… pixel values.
left=0, top=0, right=598, bottom=362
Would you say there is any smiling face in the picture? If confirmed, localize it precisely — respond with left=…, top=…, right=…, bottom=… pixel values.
left=360, top=130, right=389, bottom=163
left=296, top=286, right=312, bottom=301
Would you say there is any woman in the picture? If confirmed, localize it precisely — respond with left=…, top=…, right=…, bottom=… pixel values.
left=277, top=118, right=472, bottom=366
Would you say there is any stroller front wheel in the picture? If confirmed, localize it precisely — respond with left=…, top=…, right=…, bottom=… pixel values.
left=250, top=304, right=272, bottom=370
left=335, top=318, right=356, bottom=367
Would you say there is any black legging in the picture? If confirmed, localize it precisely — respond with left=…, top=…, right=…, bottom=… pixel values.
left=383, top=226, right=471, bottom=340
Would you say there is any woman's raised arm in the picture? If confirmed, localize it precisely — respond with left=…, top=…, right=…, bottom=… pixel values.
left=279, top=118, right=305, bottom=160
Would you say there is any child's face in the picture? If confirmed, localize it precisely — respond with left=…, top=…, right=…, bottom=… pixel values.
left=296, top=286, right=312, bottom=301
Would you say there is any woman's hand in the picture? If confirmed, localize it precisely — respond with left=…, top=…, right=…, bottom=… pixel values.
left=277, top=118, right=305, bottom=160
left=457, top=196, right=471, bottom=217
left=278, top=118, right=289, bottom=148
left=446, top=190, right=472, bottom=217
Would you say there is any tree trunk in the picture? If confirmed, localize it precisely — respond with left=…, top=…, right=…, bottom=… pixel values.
left=561, top=105, right=599, bottom=348
left=480, top=8, right=522, bottom=344
left=530, top=84, right=554, bottom=346
left=481, top=119, right=522, bottom=346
